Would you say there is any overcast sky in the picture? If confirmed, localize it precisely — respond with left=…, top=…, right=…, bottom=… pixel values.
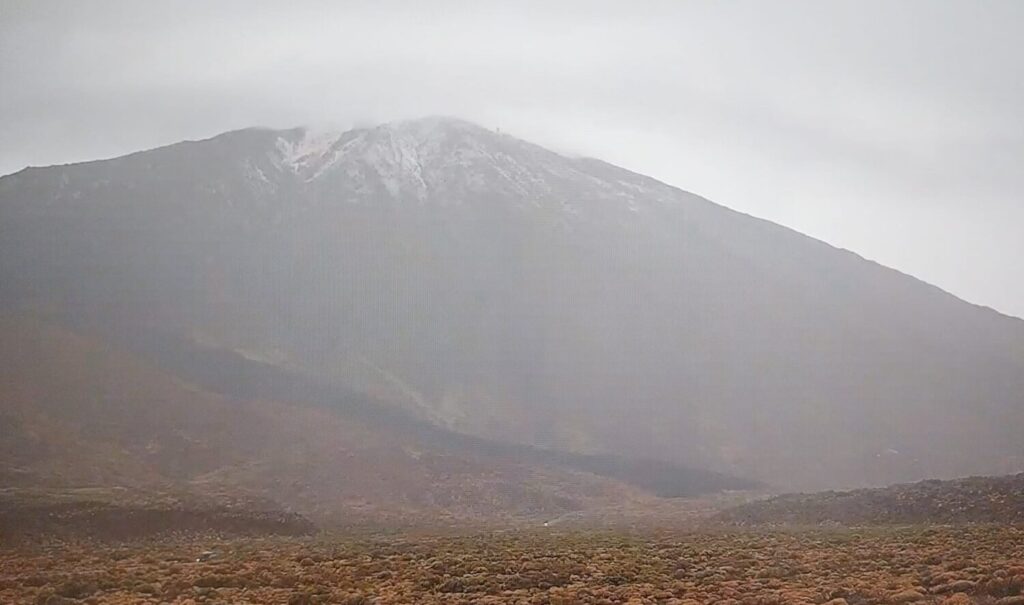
left=2, top=0, right=1022, bottom=317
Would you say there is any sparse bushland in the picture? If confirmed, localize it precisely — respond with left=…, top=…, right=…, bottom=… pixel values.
left=3, top=525, right=1024, bottom=604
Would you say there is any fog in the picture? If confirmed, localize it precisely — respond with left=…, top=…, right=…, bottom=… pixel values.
left=4, top=3, right=1024, bottom=583
left=2, top=0, right=1023, bottom=317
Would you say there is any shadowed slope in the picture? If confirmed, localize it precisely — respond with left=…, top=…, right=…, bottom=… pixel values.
left=0, top=316, right=752, bottom=526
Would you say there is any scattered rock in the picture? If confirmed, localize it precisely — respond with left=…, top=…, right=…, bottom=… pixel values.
left=196, top=550, right=218, bottom=562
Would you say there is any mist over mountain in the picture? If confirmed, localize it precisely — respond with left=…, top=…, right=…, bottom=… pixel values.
left=2, top=116, right=1022, bottom=493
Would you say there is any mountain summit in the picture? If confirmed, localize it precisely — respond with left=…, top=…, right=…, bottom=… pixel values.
left=1, top=117, right=1022, bottom=491
left=266, top=116, right=696, bottom=214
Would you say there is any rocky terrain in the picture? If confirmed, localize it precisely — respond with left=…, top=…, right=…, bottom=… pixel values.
left=3, top=526, right=1024, bottom=604
left=716, top=473, right=1024, bottom=527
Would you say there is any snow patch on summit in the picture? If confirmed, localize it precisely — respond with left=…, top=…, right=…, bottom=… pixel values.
left=266, top=117, right=671, bottom=215
left=275, top=128, right=344, bottom=177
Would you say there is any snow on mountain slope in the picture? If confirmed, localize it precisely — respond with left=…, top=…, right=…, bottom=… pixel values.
left=265, top=117, right=681, bottom=216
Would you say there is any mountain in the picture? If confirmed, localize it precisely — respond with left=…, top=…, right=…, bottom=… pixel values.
left=1, top=116, right=1023, bottom=490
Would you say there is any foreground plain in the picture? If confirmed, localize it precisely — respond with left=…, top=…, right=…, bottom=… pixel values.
left=4, top=526, right=1024, bottom=604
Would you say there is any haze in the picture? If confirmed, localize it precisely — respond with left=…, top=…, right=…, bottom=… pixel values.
left=4, top=4, right=1024, bottom=598
left=1, top=0, right=1022, bottom=318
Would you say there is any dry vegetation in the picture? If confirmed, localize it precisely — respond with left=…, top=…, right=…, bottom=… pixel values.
left=3, top=525, right=1024, bottom=604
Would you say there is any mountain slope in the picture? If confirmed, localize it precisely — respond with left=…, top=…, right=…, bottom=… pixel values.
left=0, top=315, right=748, bottom=524
left=1, top=117, right=1022, bottom=489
